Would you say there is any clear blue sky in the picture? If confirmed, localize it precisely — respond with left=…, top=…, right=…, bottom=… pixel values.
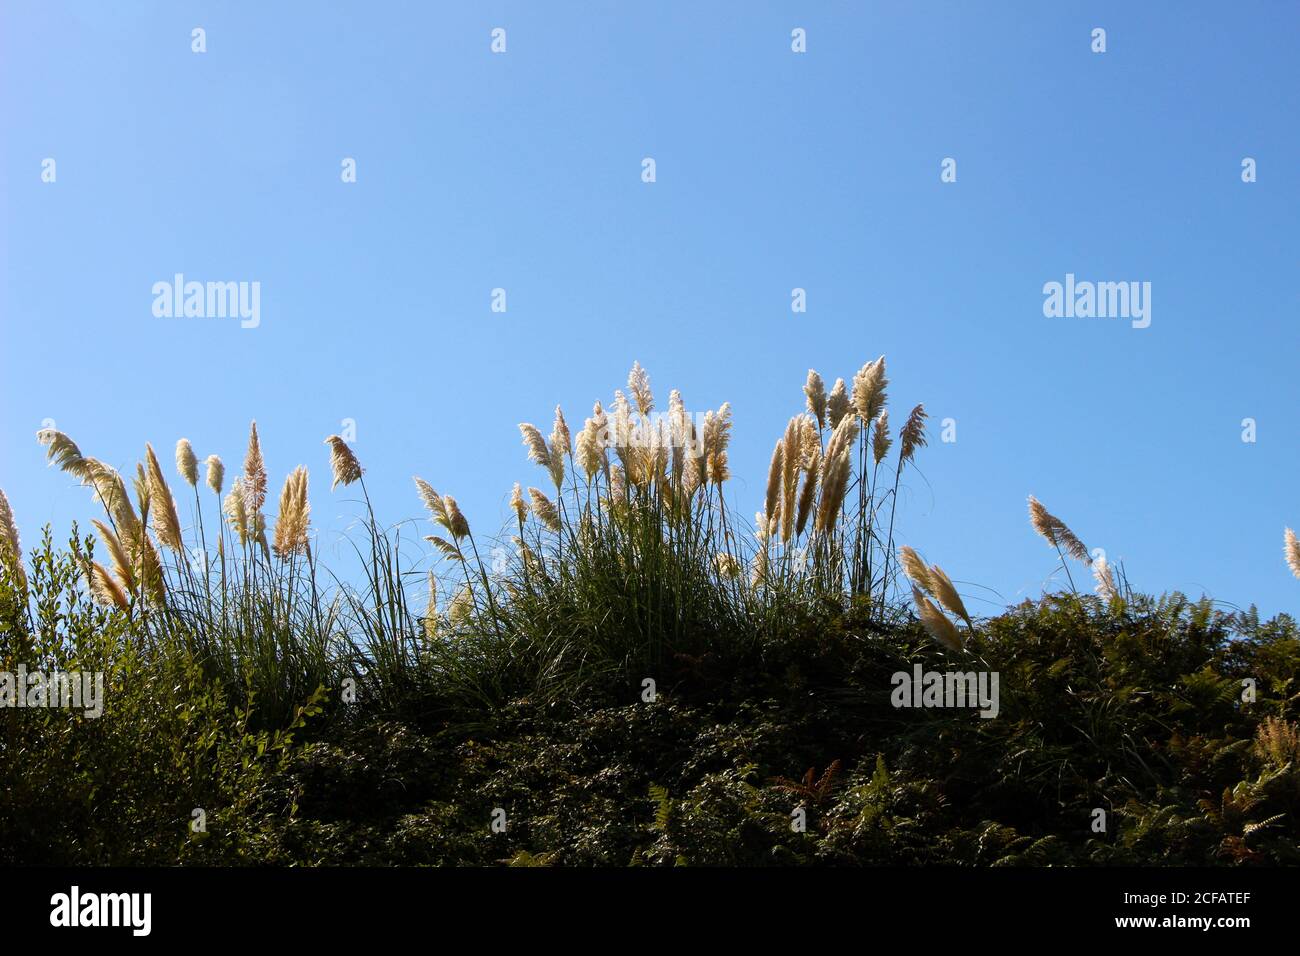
left=3, top=1, right=1298, bottom=619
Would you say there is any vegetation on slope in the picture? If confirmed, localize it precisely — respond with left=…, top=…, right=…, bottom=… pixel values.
left=1, top=360, right=1298, bottom=865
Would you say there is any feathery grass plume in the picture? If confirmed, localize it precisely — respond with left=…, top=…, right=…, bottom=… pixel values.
left=628, top=361, right=654, bottom=417
left=609, top=390, right=633, bottom=468
left=175, top=439, right=198, bottom=487
left=422, top=572, right=438, bottom=639
left=708, top=450, right=731, bottom=486
left=551, top=406, right=572, bottom=455
left=798, top=416, right=820, bottom=467
left=205, top=455, right=224, bottom=495
left=1027, top=496, right=1090, bottom=563
left=0, top=489, right=20, bottom=562
left=851, top=357, right=888, bottom=424
left=1285, top=529, right=1300, bottom=580
left=815, top=414, right=859, bottom=534
left=800, top=369, right=832, bottom=434
left=795, top=446, right=821, bottom=537
left=36, top=429, right=93, bottom=480
left=443, top=496, right=470, bottom=540
left=824, top=410, right=860, bottom=464
left=448, top=585, right=473, bottom=627
left=811, top=450, right=852, bottom=535
left=912, top=586, right=962, bottom=652
left=323, top=435, right=364, bottom=490
left=0, top=489, right=26, bottom=590
left=668, top=390, right=689, bottom=481
left=804, top=370, right=827, bottom=430
left=145, top=443, right=184, bottom=552
left=272, top=467, right=311, bottom=558
left=224, top=478, right=250, bottom=545
left=898, top=545, right=935, bottom=593
left=528, top=487, right=562, bottom=532
left=88, top=561, right=129, bottom=611
left=781, top=418, right=802, bottom=542
left=136, top=533, right=167, bottom=605
left=609, top=465, right=627, bottom=507
left=927, top=564, right=972, bottom=629
left=243, top=422, right=267, bottom=514
left=414, top=476, right=447, bottom=522
left=826, top=378, right=850, bottom=429
left=704, top=403, right=734, bottom=486
left=133, top=463, right=151, bottom=525
left=898, top=404, right=928, bottom=465
left=84, top=460, right=141, bottom=539
left=510, top=482, right=528, bottom=523
left=764, top=440, right=784, bottom=532
left=750, top=545, right=769, bottom=588
left=518, top=423, right=553, bottom=475
left=714, top=552, right=741, bottom=578
left=547, top=408, right=569, bottom=488
left=1093, top=554, right=1118, bottom=600
left=577, top=403, right=608, bottom=480
left=91, top=519, right=136, bottom=593
left=414, top=478, right=468, bottom=546
left=872, top=411, right=892, bottom=465
left=425, top=535, right=462, bottom=560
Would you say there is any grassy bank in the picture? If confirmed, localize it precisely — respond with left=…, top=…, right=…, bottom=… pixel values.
left=2, top=360, right=1298, bottom=865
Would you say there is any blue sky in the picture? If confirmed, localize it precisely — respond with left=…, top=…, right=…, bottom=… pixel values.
left=3, top=1, right=1298, bottom=618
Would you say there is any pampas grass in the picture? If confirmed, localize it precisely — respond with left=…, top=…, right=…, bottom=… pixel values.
left=205, top=455, right=225, bottom=496
left=912, top=585, right=962, bottom=651
left=0, top=489, right=25, bottom=592
left=272, top=467, right=311, bottom=559
left=804, top=370, right=827, bottom=430
left=324, top=436, right=363, bottom=490
left=1285, top=528, right=1300, bottom=580
left=145, top=443, right=184, bottom=553
left=19, top=357, right=981, bottom=713
left=243, top=422, right=267, bottom=515
left=176, top=439, right=198, bottom=488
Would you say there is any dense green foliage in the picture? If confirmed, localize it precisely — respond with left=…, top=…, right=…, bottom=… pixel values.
left=3, top=528, right=1298, bottom=866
